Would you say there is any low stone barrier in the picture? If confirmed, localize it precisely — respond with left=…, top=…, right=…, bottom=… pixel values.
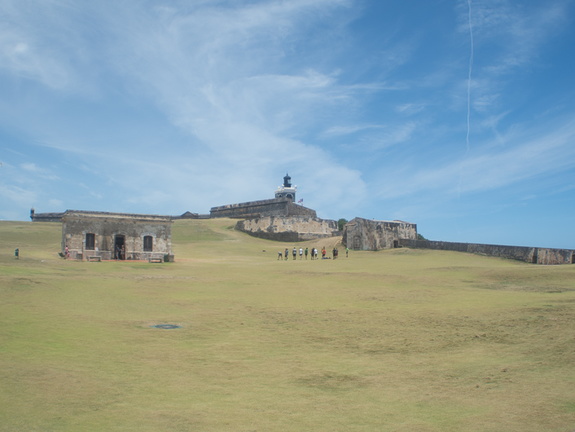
left=399, top=239, right=575, bottom=265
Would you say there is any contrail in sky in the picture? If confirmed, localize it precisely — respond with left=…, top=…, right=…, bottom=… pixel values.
left=466, top=0, right=474, bottom=153
left=458, top=0, right=474, bottom=200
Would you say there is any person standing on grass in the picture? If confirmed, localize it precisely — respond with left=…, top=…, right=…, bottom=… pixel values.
left=321, top=247, right=326, bottom=259
left=299, top=247, right=303, bottom=259
left=14, top=248, right=19, bottom=259
left=292, top=247, right=297, bottom=260
left=284, top=248, right=289, bottom=260
left=278, top=251, right=283, bottom=260
left=346, top=247, right=349, bottom=258
left=305, top=247, right=308, bottom=260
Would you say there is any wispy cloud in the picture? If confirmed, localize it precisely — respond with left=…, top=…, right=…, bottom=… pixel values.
left=456, top=0, right=569, bottom=117
left=322, top=124, right=386, bottom=137
left=376, top=118, right=575, bottom=200
left=472, top=1, right=566, bottom=73
left=0, top=0, right=368, bottom=214
left=395, top=103, right=426, bottom=115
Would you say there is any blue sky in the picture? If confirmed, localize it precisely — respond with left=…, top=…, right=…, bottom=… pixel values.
left=1, top=0, right=575, bottom=249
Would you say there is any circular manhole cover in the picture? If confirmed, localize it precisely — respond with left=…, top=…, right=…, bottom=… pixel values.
left=152, top=324, right=181, bottom=329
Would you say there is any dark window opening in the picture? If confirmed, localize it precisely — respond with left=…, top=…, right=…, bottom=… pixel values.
left=85, top=233, right=95, bottom=250
left=143, top=235, right=153, bottom=252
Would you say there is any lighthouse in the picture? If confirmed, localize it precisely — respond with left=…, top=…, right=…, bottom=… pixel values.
left=275, top=173, right=297, bottom=202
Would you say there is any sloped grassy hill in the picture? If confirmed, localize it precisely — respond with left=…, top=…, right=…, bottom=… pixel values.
left=1, top=219, right=574, bottom=432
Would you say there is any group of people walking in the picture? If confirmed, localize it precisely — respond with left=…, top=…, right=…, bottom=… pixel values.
left=277, top=246, right=348, bottom=260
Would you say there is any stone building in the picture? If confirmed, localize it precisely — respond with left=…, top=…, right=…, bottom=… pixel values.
left=343, top=217, right=418, bottom=250
left=61, top=210, right=174, bottom=262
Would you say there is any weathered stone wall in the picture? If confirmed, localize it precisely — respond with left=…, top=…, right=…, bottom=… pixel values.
left=285, top=202, right=318, bottom=218
left=236, top=216, right=338, bottom=242
left=399, top=239, right=575, bottom=265
left=175, top=211, right=210, bottom=219
left=536, top=247, right=574, bottom=265
left=31, top=211, right=64, bottom=222
left=210, top=198, right=316, bottom=219
left=343, top=217, right=417, bottom=251
left=61, top=210, right=173, bottom=261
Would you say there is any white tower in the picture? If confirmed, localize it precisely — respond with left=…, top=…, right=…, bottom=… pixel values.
left=275, top=173, right=297, bottom=202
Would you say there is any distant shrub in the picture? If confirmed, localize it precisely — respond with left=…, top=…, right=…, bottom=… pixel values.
left=337, top=218, right=348, bottom=231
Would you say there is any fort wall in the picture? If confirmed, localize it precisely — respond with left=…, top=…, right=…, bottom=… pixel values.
left=236, top=216, right=338, bottom=242
left=30, top=210, right=64, bottom=222
left=210, top=198, right=316, bottom=219
left=343, top=217, right=417, bottom=250
left=399, top=239, right=575, bottom=265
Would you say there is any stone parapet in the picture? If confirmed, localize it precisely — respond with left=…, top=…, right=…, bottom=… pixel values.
left=31, top=212, right=65, bottom=222
left=399, top=239, right=575, bottom=265
left=210, top=198, right=316, bottom=219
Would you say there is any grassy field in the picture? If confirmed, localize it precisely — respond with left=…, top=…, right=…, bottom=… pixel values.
left=1, top=218, right=574, bottom=432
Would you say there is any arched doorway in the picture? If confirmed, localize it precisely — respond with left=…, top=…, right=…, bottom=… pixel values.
left=114, top=235, right=125, bottom=260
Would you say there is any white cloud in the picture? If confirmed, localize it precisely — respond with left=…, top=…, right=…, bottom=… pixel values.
left=0, top=1, right=95, bottom=91
left=0, top=0, right=368, bottom=216
left=322, top=124, right=386, bottom=137
left=453, top=0, right=570, bottom=119
left=395, top=103, right=425, bottom=115
left=375, top=118, right=575, bottom=200
left=0, top=184, right=37, bottom=207
left=19, top=162, right=59, bottom=181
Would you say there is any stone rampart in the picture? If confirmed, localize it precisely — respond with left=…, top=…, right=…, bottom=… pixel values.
left=210, top=198, right=316, bottom=219
left=343, top=217, right=417, bottom=250
left=31, top=211, right=65, bottom=222
left=399, top=239, right=575, bottom=265
left=236, top=216, right=338, bottom=242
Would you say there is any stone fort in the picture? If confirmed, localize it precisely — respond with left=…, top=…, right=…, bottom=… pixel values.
left=31, top=173, right=575, bottom=264
left=210, top=173, right=339, bottom=242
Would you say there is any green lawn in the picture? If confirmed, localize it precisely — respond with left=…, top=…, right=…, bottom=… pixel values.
left=1, top=219, right=574, bottom=431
